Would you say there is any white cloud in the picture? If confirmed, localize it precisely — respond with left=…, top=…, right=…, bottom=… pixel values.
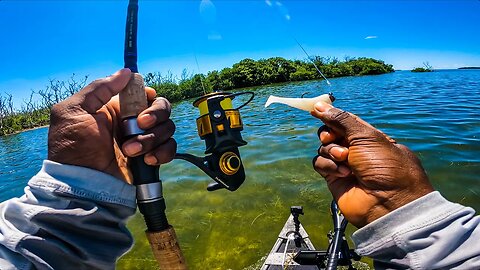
left=365, top=36, right=378, bottom=39
left=265, top=0, right=272, bottom=7
left=285, top=14, right=290, bottom=21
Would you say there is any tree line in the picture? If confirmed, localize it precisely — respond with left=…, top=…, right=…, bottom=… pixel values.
left=0, top=75, right=88, bottom=136
left=145, top=56, right=394, bottom=103
left=0, top=56, right=394, bottom=136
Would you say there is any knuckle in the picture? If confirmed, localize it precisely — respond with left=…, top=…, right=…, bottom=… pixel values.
left=50, top=103, right=62, bottom=116
left=170, top=138, right=177, bottom=152
left=319, top=144, right=333, bottom=157
left=155, top=97, right=172, bottom=111
left=50, top=101, right=71, bottom=120
left=329, top=109, right=350, bottom=123
left=315, top=157, right=337, bottom=172
left=168, top=120, right=176, bottom=133
left=91, top=78, right=106, bottom=89
left=317, top=125, right=328, bottom=138
left=155, top=139, right=177, bottom=163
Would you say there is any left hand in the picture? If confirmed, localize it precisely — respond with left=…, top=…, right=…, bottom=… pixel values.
left=311, top=102, right=433, bottom=227
left=48, top=68, right=176, bottom=184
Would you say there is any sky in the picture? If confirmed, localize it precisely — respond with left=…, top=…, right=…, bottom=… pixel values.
left=0, top=0, right=479, bottom=107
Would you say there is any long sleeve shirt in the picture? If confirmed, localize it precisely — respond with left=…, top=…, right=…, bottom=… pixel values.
left=352, top=191, right=480, bottom=269
left=0, top=160, right=136, bottom=270
left=0, top=161, right=479, bottom=269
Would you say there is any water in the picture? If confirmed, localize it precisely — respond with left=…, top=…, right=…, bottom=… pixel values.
left=1, top=70, right=479, bottom=269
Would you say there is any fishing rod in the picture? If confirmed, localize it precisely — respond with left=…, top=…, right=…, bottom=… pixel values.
left=119, top=0, right=187, bottom=269
left=118, top=0, right=254, bottom=268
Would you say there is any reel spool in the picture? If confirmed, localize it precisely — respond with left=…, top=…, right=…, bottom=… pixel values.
left=175, top=91, right=254, bottom=191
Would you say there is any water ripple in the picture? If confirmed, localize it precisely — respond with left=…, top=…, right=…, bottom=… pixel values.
left=2, top=70, right=480, bottom=212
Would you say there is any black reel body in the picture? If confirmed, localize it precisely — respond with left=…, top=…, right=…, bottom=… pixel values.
left=175, top=91, right=254, bottom=191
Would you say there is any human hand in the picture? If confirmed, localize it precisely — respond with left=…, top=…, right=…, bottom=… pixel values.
left=48, top=68, right=176, bottom=184
left=311, top=102, right=434, bottom=227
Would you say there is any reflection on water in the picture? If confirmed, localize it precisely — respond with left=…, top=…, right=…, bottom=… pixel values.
left=1, top=70, right=479, bottom=269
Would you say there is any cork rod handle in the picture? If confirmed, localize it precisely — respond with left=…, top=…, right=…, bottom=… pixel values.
left=119, top=73, right=188, bottom=270
left=119, top=73, right=147, bottom=118
left=147, top=226, right=188, bottom=270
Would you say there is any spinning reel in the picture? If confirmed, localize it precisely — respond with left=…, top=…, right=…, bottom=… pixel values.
left=175, top=91, right=254, bottom=191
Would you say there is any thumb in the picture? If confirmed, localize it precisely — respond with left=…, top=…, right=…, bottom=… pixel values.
left=74, top=68, right=132, bottom=113
left=311, top=101, right=372, bottom=140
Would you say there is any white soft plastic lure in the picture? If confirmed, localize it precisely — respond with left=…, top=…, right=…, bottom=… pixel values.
left=264, top=93, right=335, bottom=112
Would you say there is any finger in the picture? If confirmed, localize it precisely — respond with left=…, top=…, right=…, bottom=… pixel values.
left=318, top=144, right=349, bottom=162
left=122, top=120, right=175, bottom=157
left=311, top=101, right=391, bottom=144
left=74, top=68, right=132, bottom=113
left=137, top=97, right=172, bottom=130
left=311, top=101, right=362, bottom=138
left=348, top=113, right=396, bottom=143
left=144, top=138, right=177, bottom=165
left=145, top=87, right=157, bottom=102
left=312, top=155, right=352, bottom=178
left=317, top=126, right=337, bottom=144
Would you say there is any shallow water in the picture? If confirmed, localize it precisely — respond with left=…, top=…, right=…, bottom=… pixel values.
left=1, top=70, right=479, bottom=269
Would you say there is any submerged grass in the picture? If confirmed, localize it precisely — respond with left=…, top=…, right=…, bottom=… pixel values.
left=117, top=159, right=372, bottom=269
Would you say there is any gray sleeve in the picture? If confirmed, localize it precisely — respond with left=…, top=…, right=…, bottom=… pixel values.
left=352, top=191, right=480, bottom=270
left=0, top=160, right=137, bottom=270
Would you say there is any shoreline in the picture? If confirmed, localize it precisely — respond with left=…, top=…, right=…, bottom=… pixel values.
left=2, top=125, right=49, bottom=137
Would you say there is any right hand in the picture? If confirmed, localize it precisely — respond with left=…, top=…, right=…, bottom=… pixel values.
left=311, top=102, right=434, bottom=228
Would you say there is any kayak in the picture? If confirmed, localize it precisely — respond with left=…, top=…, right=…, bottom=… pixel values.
left=260, top=212, right=319, bottom=270
left=260, top=204, right=368, bottom=270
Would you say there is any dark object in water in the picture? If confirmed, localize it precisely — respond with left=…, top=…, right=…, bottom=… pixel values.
left=458, top=67, right=480, bottom=70
left=262, top=203, right=362, bottom=270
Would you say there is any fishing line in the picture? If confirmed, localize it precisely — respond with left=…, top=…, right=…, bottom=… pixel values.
left=294, top=37, right=331, bottom=86
left=266, top=1, right=332, bottom=86
left=194, top=52, right=207, bottom=95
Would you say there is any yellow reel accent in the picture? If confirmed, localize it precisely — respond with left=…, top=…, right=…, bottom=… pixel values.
left=196, top=115, right=213, bottom=137
left=194, top=93, right=233, bottom=116
left=219, top=152, right=241, bottom=175
left=225, top=110, right=242, bottom=129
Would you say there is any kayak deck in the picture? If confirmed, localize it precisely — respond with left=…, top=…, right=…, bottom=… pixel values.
left=261, top=214, right=319, bottom=270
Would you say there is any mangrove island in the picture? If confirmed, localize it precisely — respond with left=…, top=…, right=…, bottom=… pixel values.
left=0, top=56, right=394, bottom=136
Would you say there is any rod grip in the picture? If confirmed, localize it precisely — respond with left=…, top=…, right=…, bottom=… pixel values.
left=146, top=226, right=188, bottom=270
left=119, top=73, right=147, bottom=118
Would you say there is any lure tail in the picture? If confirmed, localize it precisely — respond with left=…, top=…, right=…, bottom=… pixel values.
left=264, top=95, right=279, bottom=108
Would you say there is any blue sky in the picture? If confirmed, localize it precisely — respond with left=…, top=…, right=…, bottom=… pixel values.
left=1, top=0, right=479, bottom=107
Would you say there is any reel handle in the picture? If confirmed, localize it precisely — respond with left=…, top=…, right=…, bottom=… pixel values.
left=175, top=150, right=245, bottom=192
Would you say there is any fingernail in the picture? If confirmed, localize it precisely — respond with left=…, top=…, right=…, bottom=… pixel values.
left=314, top=101, right=333, bottom=113
left=145, top=155, right=158, bottom=165
left=320, top=131, right=330, bottom=143
left=329, top=146, right=345, bottom=158
left=139, top=114, right=156, bottom=128
left=124, top=142, right=142, bottom=156
left=338, top=165, right=351, bottom=176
